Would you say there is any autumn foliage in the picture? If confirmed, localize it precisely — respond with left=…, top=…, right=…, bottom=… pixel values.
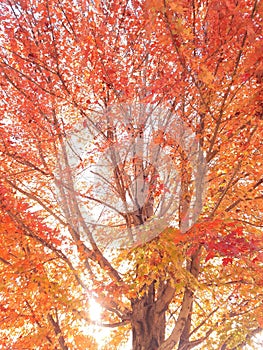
left=0, top=0, right=263, bottom=349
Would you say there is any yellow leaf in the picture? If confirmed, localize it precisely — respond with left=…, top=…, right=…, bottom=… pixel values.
left=199, top=67, right=214, bottom=86
left=169, top=1, right=185, bottom=13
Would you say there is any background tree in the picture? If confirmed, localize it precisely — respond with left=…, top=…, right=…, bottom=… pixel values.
left=0, top=0, right=263, bottom=349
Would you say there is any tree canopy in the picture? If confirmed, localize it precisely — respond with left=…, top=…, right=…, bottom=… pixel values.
left=0, top=0, right=263, bottom=349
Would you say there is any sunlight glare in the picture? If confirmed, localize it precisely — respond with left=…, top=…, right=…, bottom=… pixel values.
left=89, top=298, right=102, bottom=322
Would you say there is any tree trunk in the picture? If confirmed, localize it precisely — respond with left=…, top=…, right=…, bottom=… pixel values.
left=127, top=134, right=172, bottom=349
left=131, top=282, right=166, bottom=350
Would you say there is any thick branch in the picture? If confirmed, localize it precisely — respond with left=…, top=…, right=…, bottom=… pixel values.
left=47, top=313, right=69, bottom=350
left=158, top=288, right=194, bottom=350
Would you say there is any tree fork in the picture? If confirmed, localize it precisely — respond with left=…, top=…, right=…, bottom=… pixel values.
left=131, top=281, right=167, bottom=350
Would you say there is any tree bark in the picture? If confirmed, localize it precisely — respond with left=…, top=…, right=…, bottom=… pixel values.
left=177, top=248, right=201, bottom=350
left=131, top=282, right=168, bottom=350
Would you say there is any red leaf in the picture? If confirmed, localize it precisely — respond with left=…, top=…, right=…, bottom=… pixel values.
left=222, top=257, right=233, bottom=266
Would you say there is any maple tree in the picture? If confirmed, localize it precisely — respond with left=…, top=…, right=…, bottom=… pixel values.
left=0, top=0, right=263, bottom=349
